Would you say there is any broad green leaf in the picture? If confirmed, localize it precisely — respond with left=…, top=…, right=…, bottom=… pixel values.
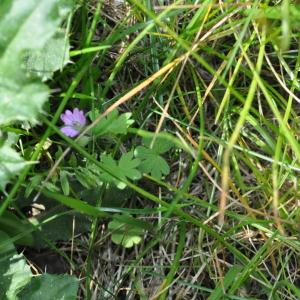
left=32, top=211, right=91, bottom=249
left=0, top=0, right=73, bottom=125
left=0, top=253, right=32, bottom=300
left=108, top=219, right=144, bottom=248
left=134, top=146, right=170, bottom=179
left=39, top=190, right=153, bottom=244
left=24, top=32, right=70, bottom=81
left=0, top=230, right=15, bottom=256
left=0, top=136, right=25, bottom=191
left=99, top=151, right=141, bottom=189
left=0, top=211, right=34, bottom=246
left=88, top=109, right=134, bottom=136
left=18, top=273, right=78, bottom=300
left=80, top=185, right=133, bottom=207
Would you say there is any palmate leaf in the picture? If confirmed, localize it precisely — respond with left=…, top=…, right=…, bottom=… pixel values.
left=142, top=135, right=173, bottom=154
left=134, top=136, right=173, bottom=179
left=0, top=0, right=73, bottom=125
left=134, top=146, right=170, bottom=179
left=88, top=109, right=134, bottom=136
left=108, top=219, right=144, bottom=248
left=99, top=151, right=141, bottom=189
left=74, top=152, right=141, bottom=190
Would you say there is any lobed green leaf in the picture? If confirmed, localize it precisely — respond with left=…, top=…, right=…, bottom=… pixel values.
left=0, top=0, right=73, bottom=125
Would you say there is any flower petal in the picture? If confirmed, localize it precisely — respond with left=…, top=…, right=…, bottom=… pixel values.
left=60, top=112, right=73, bottom=125
left=66, top=109, right=76, bottom=121
left=73, top=108, right=86, bottom=125
left=78, top=111, right=86, bottom=126
left=60, top=126, right=79, bottom=137
left=72, top=108, right=80, bottom=121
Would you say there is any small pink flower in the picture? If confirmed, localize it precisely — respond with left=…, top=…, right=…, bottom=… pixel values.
left=60, top=108, right=86, bottom=137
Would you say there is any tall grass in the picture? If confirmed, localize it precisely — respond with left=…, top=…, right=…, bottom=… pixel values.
left=2, top=0, right=300, bottom=299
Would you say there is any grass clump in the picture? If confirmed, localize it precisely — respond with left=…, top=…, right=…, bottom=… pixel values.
left=1, top=0, right=300, bottom=299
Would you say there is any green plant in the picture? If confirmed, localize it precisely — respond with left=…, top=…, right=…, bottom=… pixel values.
left=1, top=0, right=300, bottom=299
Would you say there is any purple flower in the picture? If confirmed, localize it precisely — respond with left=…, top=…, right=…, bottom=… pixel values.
left=60, top=108, right=86, bottom=137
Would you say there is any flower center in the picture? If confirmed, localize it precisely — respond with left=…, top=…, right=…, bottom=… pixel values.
left=71, top=121, right=84, bottom=131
